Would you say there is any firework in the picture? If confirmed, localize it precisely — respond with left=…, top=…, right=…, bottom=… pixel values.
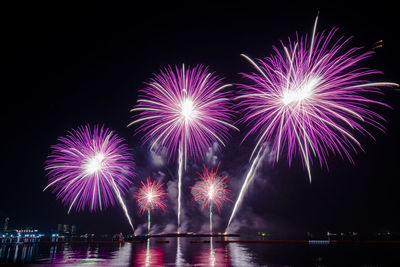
left=191, top=163, right=231, bottom=234
left=135, top=177, right=167, bottom=234
left=226, top=16, right=398, bottom=232
left=237, top=16, right=398, bottom=182
left=227, top=145, right=268, bottom=229
left=44, top=125, right=135, bottom=230
left=130, top=64, right=237, bottom=231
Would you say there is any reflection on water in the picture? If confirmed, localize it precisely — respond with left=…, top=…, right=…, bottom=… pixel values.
left=1, top=237, right=400, bottom=266
left=193, top=237, right=231, bottom=266
left=229, top=242, right=255, bottom=266
left=134, top=239, right=164, bottom=266
left=175, top=237, right=187, bottom=266
left=0, top=244, right=37, bottom=264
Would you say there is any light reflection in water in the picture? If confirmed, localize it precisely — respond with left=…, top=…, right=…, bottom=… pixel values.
left=228, top=242, right=255, bottom=266
left=175, top=237, right=186, bottom=266
left=0, top=244, right=36, bottom=264
left=106, top=242, right=132, bottom=266
left=1, top=237, right=400, bottom=266
left=134, top=239, right=164, bottom=266
left=49, top=244, right=57, bottom=262
left=45, top=244, right=107, bottom=266
left=210, top=237, right=216, bottom=266
left=6, top=247, right=11, bottom=262
left=193, top=238, right=231, bottom=266
left=146, top=239, right=150, bottom=266
left=21, top=246, right=26, bottom=262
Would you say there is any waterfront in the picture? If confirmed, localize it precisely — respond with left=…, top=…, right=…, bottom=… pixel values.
left=1, top=237, right=400, bottom=266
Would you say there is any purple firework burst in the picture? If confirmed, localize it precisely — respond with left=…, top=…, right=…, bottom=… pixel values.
left=44, top=125, right=135, bottom=213
left=129, top=64, right=237, bottom=164
left=238, top=17, right=398, bottom=181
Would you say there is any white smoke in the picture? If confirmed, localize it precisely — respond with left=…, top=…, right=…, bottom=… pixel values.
left=134, top=223, right=147, bottom=236
left=162, top=223, right=177, bottom=234
left=149, top=144, right=167, bottom=167
left=166, top=179, right=189, bottom=232
left=205, top=142, right=220, bottom=167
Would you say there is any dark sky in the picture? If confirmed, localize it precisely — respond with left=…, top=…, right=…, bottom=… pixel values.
left=1, top=1, right=399, bottom=236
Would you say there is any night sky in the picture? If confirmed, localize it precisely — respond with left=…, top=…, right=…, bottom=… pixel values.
left=1, top=1, right=399, bottom=236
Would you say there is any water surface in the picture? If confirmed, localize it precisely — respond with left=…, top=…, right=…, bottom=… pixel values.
left=1, top=237, right=399, bottom=266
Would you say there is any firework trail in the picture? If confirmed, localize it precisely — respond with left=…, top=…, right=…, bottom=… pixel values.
left=237, top=16, right=398, bottom=182
left=136, top=177, right=167, bottom=235
left=177, top=144, right=183, bottom=232
left=130, top=64, right=237, bottom=231
left=191, top=163, right=231, bottom=234
left=226, top=145, right=269, bottom=230
left=44, top=125, right=135, bottom=231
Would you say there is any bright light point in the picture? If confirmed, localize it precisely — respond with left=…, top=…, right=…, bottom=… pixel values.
left=180, top=98, right=195, bottom=120
left=282, top=77, right=318, bottom=105
left=85, top=153, right=105, bottom=174
left=208, top=185, right=214, bottom=200
left=147, top=193, right=153, bottom=201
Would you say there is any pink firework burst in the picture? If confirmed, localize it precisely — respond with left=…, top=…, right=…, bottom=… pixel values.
left=44, top=125, right=135, bottom=213
left=237, top=16, right=398, bottom=181
left=136, top=177, right=167, bottom=214
left=191, top=163, right=231, bottom=214
left=129, top=64, right=237, bottom=164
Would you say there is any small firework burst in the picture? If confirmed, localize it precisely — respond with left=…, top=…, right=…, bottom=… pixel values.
left=191, top=163, right=231, bottom=214
left=136, top=177, right=167, bottom=214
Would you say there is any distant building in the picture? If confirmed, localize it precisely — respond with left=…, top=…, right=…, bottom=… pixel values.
left=63, top=224, right=70, bottom=234
left=57, top=224, right=62, bottom=232
left=4, top=218, right=9, bottom=231
left=71, top=225, right=76, bottom=235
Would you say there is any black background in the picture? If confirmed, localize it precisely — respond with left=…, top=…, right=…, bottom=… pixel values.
left=1, top=1, right=399, bottom=236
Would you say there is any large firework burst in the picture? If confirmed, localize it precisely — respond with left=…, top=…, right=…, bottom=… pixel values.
left=129, top=64, right=237, bottom=164
left=237, top=16, right=398, bottom=181
left=129, top=64, right=237, bottom=231
left=135, top=177, right=167, bottom=214
left=44, top=125, right=135, bottom=213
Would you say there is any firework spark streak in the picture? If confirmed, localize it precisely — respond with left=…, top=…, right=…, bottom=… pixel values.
left=130, top=64, right=237, bottom=231
left=177, top=144, right=183, bottom=232
left=226, top=145, right=268, bottom=230
left=191, top=163, right=231, bottom=234
left=237, top=17, right=398, bottom=182
left=136, top=177, right=167, bottom=235
left=44, top=125, right=135, bottom=230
